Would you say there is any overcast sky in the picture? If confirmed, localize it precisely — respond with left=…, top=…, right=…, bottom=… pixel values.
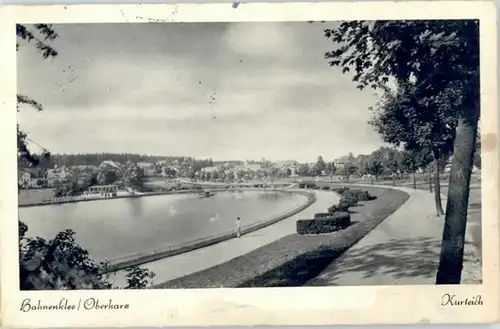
left=17, top=22, right=385, bottom=163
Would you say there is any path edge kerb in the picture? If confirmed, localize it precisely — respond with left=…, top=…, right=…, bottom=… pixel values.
left=438, top=191, right=481, bottom=260
left=341, top=183, right=480, bottom=260
left=103, top=189, right=316, bottom=273
left=152, top=185, right=410, bottom=289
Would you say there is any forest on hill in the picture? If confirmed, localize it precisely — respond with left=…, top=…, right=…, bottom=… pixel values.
left=18, top=153, right=214, bottom=169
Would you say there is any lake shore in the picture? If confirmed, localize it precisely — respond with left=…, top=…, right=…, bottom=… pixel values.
left=18, top=183, right=295, bottom=208
left=104, top=189, right=316, bottom=273
left=153, top=185, right=409, bottom=288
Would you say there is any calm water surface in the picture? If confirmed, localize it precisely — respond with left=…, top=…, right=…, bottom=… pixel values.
left=20, top=190, right=308, bottom=262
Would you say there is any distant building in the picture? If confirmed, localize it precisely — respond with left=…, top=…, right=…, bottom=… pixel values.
left=334, top=156, right=350, bottom=171
left=200, top=166, right=220, bottom=173
left=18, top=171, right=42, bottom=189
left=86, top=184, right=118, bottom=197
left=137, top=162, right=156, bottom=177
left=45, top=169, right=60, bottom=187
left=99, top=160, right=121, bottom=171
left=235, top=164, right=262, bottom=172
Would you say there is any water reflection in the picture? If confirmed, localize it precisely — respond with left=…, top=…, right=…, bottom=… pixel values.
left=127, top=198, right=144, bottom=217
left=20, top=191, right=308, bottom=262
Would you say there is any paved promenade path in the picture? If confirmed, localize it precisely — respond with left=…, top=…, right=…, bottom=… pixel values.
left=108, top=189, right=339, bottom=287
left=307, top=185, right=444, bottom=286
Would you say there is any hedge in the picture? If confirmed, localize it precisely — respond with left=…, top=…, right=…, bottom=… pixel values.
left=347, top=189, right=370, bottom=201
left=327, top=188, right=373, bottom=214
left=297, top=212, right=351, bottom=234
left=328, top=200, right=350, bottom=213
left=332, top=187, right=350, bottom=195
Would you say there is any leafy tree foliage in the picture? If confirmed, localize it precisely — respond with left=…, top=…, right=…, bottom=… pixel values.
left=313, top=156, right=327, bottom=176
left=17, top=24, right=58, bottom=167
left=17, top=24, right=155, bottom=290
left=324, top=20, right=480, bottom=283
left=122, top=162, right=146, bottom=191
left=20, top=225, right=155, bottom=290
left=124, top=265, right=156, bottom=289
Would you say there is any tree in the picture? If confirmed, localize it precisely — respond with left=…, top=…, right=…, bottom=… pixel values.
left=122, top=162, right=145, bottom=191
left=297, top=163, right=311, bottom=177
left=326, top=161, right=336, bottom=175
left=313, top=156, right=327, bottom=176
left=369, top=80, right=460, bottom=214
left=400, top=149, right=433, bottom=190
left=342, top=162, right=358, bottom=178
left=226, top=171, right=235, bottom=182
left=365, top=151, right=384, bottom=181
left=17, top=24, right=58, bottom=167
left=473, top=132, right=481, bottom=169
left=325, top=20, right=480, bottom=283
left=19, top=226, right=155, bottom=290
left=123, top=265, right=156, bottom=289
left=97, top=169, right=118, bottom=186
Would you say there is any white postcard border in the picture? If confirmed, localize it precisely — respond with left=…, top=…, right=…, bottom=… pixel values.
left=0, top=1, right=498, bottom=327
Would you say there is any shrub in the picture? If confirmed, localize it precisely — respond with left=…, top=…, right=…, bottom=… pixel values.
left=19, top=221, right=156, bottom=290
left=332, top=187, right=349, bottom=195
left=321, top=186, right=330, bottom=190
left=336, top=200, right=351, bottom=211
left=298, top=183, right=306, bottom=189
left=356, top=190, right=370, bottom=201
left=314, top=213, right=331, bottom=219
left=327, top=205, right=339, bottom=213
left=344, top=189, right=371, bottom=202
left=296, top=212, right=351, bottom=234
left=340, top=193, right=358, bottom=206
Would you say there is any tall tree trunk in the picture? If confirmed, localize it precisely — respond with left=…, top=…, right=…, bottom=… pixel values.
left=428, top=166, right=433, bottom=192
left=412, top=170, right=416, bottom=190
left=434, top=159, right=445, bottom=216
left=436, top=114, right=479, bottom=284
left=392, top=173, right=396, bottom=186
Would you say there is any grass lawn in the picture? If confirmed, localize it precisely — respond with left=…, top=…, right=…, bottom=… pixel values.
left=153, top=186, right=409, bottom=289
left=18, top=188, right=56, bottom=206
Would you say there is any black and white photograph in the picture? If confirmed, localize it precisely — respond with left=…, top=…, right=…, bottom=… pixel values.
left=1, top=1, right=498, bottom=327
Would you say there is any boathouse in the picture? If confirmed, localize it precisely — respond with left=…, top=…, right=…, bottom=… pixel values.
left=87, top=185, right=118, bottom=197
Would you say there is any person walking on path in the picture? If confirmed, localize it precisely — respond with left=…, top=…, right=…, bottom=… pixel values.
left=236, top=217, right=242, bottom=238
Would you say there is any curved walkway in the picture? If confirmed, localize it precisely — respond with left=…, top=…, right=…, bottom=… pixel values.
left=307, top=185, right=445, bottom=286
left=108, top=189, right=339, bottom=287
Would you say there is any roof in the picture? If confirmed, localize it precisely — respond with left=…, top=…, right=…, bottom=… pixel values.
left=137, top=162, right=155, bottom=167
left=90, top=184, right=118, bottom=188
left=201, top=166, right=219, bottom=173
left=100, top=160, right=121, bottom=169
left=235, top=164, right=262, bottom=171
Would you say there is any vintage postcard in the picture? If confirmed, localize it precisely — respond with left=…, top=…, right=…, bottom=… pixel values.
left=0, top=1, right=498, bottom=327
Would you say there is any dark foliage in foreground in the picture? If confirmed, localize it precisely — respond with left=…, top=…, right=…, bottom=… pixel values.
left=19, top=224, right=155, bottom=290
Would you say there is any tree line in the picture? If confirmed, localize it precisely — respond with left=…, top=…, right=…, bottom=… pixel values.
left=324, top=19, right=480, bottom=283
left=19, top=152, right=215, bottom=170
left=17, top=24, right=155, bottom=289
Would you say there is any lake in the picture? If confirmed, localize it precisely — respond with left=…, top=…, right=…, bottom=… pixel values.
left=19, top=190, right=309, bottom=262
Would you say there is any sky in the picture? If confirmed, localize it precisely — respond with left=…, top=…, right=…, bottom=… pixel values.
left=17, top=22, right=386, bottom=163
